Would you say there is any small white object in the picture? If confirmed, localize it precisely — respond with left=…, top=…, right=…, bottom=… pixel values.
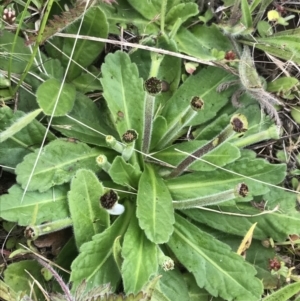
left=106, top=203, right=125, bottom=215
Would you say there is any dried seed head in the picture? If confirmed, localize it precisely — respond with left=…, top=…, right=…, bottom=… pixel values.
left=100, top=190, right=124, bottom=215
left=261, top=239, right=271, bottom=248
left=24, top=226, right=35, bottom=240
left=144, top=77, right=169, bottom=94
left=190, top=96, right=204, bottom=111
left=162, top=258, right=175, bottom=271
left=122, top=129, right=138, bottom=144
left=117, top=111, right=124, bottom=119
left=230, top=114, right=248, bottom=133
left=100, top=190, right=119, bottom=210
left=237, top=183, right=249, bottom=197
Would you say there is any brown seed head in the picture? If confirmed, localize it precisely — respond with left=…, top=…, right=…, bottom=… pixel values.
left=122, top=129, right=138, bottom=143
left=190, top=96, right=204, bottom=111
left=100, top=190, right=119, bottom=209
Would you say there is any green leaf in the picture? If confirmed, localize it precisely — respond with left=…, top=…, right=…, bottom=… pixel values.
left=175, top=25, right=232, bottom=60
left=71, top=72, right=102, bottom=94
left=241, top=0, right=253, bottom=28
left=0, top=280, right=19, bottom=301
left=153, top=67, right=236, bottom=149
left=112, top=236, right=123, bottom=272
left=175, top=27, right=213, bottom=60
left=126, top=0, right=161, bottom=21
left=153, top=141, right=240, bottom=172
left=0, top=31, right=32, bottom=73
left=262, top=282, right=300, bottom=301
left=0, top=108, right=42, bottom=143
left=150, top=116, right=168, bottom=150
left=183, top=273, right=210, bottom=301
left=243, top=34, right=300, bottom=64
left=168, top=214, right=263, bottom=301
left=130, top=35, right=181, bottom=107
left=165, top=3, right=198, bottom=27
left=0, top=107, right=56, bottom=168
left=16, top=139, right=101, bottom=192
left=267, top=76, right=299, bottom=100
left=291, top=106, right=300, bottom=125
left=63, top=7, right=108, bottom=81
left=36, top=78, right=76, bottom=116
left=98, top=1, right=158, bottom=35
left=241, top=240, right=277, bottom=290
left=42, top=58, right=64, bottom=80
left=70, top=201, right=133, bottom=292
left=121, top=214, right=158, bottom=294
left=158, top=268, right=190, bottom=301
left=101, top=51, right=146, bottom=151
left=109, top=156, right=142, bottom=189
left=186, top=189, right=300, bottom=242
left=52, top=92, right=116, bottom=147
left=4, top=260, right=44, bottom=299
left=68, top=169, right=109, bottom=249
left=0, top=184, right=69, bottom=226
left=136, top=164, right=174, bottom=244
left=166, top=156, right=286, bottom=201
left=257, top=21, right=273, bottom=37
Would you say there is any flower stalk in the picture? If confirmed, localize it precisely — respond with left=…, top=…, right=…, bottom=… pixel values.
left=168, top=114, right=248, bottom=178
left=106, top=135, right=125, bottom=153
left=122, top=129, right=138, bottom=161
left=158, top=247, right=174, bottom=271
left=232, top=124, right=280, bottom=148
left=172, top=183, right=248, bottom=209
left=24, top=218, right=73, bottom=240
left=155, top=96, right=205, bottom=150
left=142, top=93, right=155, bottom=154
left=96, top=154, right=112, bottom=173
